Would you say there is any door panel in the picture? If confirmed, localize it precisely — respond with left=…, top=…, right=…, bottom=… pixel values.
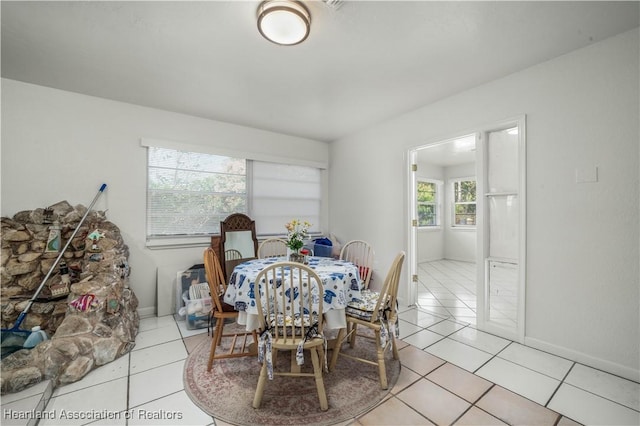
left=478, top=119, right=526, bottom=343
left=488, top=260, right=518, bottom=328
left=488, top=195, right=518, bottom=259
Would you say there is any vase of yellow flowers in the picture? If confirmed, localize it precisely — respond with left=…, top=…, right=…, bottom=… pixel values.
left=285, top=219, right=311, bottom=263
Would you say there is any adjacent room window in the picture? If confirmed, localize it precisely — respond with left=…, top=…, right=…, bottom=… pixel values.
left=452, top=178, right=476, bottom=226
left=416, top=179, right=440, bottom=227
left=146, top=146, right=322, bottom=239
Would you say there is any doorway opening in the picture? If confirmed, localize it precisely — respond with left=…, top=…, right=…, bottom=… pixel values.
left=411, top=134, right=479, bottom=324
left=408, top=117, right=526, bottom=342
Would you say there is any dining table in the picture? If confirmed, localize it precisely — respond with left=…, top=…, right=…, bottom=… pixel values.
left=224, top=256, right=364, bottom=331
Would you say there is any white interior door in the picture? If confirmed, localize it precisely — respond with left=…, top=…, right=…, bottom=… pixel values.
left=407, top=149, right=419, bottom=307
left=477, top=118, right=526, bottom=342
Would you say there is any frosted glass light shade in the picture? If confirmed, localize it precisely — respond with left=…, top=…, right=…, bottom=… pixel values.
left=257, top=1, right=310, bottom=46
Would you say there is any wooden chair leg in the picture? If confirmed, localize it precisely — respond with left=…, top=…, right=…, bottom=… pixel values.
left=329, top=327, right=346, bottom=371
left=319, top=346, right=325, bottom=373
left=375, top=329, right=388, bottom=390
left=391, top=334, right=399, bottom=360
left=252, top=358, right=269, bottom=409
left=207, top=331, right=217, bottom=372
left=349, top=323, right=358, bottom=348
left=207, top=317, right=225, bottom=371
left=251, top=330, right=259, bottom=354
left=310, top=346, right=329, bottom=411
left=215, top=319, right=224, bottom=347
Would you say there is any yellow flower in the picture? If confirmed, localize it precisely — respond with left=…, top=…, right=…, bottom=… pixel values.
left=285, top=218, right=312, bottom=251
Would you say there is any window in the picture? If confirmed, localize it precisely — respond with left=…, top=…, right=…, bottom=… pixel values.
left=146, top=146, right=322, bottom=240
left=252, top=161, right=320, bottom=235
left=417, top=180, right=440, bottom=227
left=147, top=147, right=247, bottom=237
left=452, top=179, right=476, bottom=226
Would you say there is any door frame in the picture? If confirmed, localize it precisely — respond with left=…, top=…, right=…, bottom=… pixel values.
left=407, top=115, right=526, bottom=343
left=476, top=115, right=527, bottom=343
left=407, top=133, right=477, bottom=311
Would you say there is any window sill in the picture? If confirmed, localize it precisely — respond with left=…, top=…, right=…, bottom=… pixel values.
left=450, top=227, right=476, bottom=232
left=418, top=226, right=442, bottom=232
left=146, top=236, right=213, bottom=250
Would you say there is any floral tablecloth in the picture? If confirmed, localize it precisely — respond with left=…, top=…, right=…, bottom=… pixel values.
left=224, top=256, right=363, bottom=329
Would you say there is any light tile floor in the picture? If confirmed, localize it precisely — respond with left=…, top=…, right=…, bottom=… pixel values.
left=3, top=307, right=639, bottom=426
left=417, top=259, right=479, bottom=325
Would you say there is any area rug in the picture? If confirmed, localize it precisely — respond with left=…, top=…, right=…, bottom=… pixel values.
left=184, top=323, right=400, bottom=426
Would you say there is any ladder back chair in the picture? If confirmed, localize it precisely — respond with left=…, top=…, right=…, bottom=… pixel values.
left=252, top=262, right=328, bottom=411
left=257, top=238, right=288, bottom=259
left=340, top=240, right=375, bottom=289
left=329, top=251, right=405, bottom=389
left=224, top=248, right=243, bottom=262
left=203, top=247, right=258, bottom=371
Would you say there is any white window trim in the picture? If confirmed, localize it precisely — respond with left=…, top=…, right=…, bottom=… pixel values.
left=140, top=137, right=328, bottom=169
left=417, top=178, right=442, bottom=229
left=142, top=138, right=325, bottom=249
left=450, top=176, right=477, bottom=229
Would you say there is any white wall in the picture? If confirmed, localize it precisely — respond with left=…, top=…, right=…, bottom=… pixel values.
left=416, top=162, right=444, bottom=262
left=1, top=79, right=329, bottom=317
left=329, top=29, right=639, bottom=380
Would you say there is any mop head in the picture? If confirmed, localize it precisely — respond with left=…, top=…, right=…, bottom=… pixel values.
left=1, top=330, right=31, bottom=359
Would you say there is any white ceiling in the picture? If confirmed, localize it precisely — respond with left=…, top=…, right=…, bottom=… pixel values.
left=418, top=133, right=477, bottom=167
left=2, top=1, right=638, bottom=143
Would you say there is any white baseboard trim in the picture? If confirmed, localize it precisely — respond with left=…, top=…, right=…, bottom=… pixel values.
left=443, top=256, right=475, bottom=263
left=525, top=337, right=640, bottom=383
left=418, top=256, right=444, bottom=263
left=137, top=306, right=156, bottom=319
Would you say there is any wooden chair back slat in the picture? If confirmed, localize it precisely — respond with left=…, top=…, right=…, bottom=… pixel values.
left=255, top=262, right=324, bottom=344
left=258, top=238, right=288, bottom=259
left=340, top=240, right=375, bottom=289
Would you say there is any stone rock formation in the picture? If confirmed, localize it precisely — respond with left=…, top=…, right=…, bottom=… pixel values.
left=1, top=201, right=139, bottom=394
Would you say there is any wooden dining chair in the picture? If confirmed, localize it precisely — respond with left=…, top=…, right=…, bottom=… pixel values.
left=257, top=238, right=288, bottom=259
left=340, top=240, right=375, bottom=289
left=329, top=251, right=405, bottom=389
left=224, top=248, right=243, bottom=262
left=203, top=247, right=258, bottom=371
left=252, top=262, right=328, bottom=411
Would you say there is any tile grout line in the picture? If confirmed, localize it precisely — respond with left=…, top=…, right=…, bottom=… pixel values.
left=422, top=364, right=496, bottom=421
left=125, top=350, right=132, bottom=426
left=471, top=341, right=512, bottom=375
left=544, top=361, right=575, bottom=408
left=559, top=382, right=640, bottom=414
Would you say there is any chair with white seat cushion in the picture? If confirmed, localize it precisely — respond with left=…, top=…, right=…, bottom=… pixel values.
left=329, top=251, right=405, bottom=390
left=252, top=261, right=328, bottom=411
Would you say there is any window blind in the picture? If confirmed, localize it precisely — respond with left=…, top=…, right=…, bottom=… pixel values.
left=251, top=161, right=321, bottom=236
left=147, top=147, right=247, bottom=237
left=146, top=146, right=322, bottom=240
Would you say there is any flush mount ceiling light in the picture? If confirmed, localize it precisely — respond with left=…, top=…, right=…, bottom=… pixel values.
left=257, top=0, right=311, bottom=46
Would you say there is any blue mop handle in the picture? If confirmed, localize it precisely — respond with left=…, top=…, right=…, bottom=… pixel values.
left=21, top=183, right=108, bottom=316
